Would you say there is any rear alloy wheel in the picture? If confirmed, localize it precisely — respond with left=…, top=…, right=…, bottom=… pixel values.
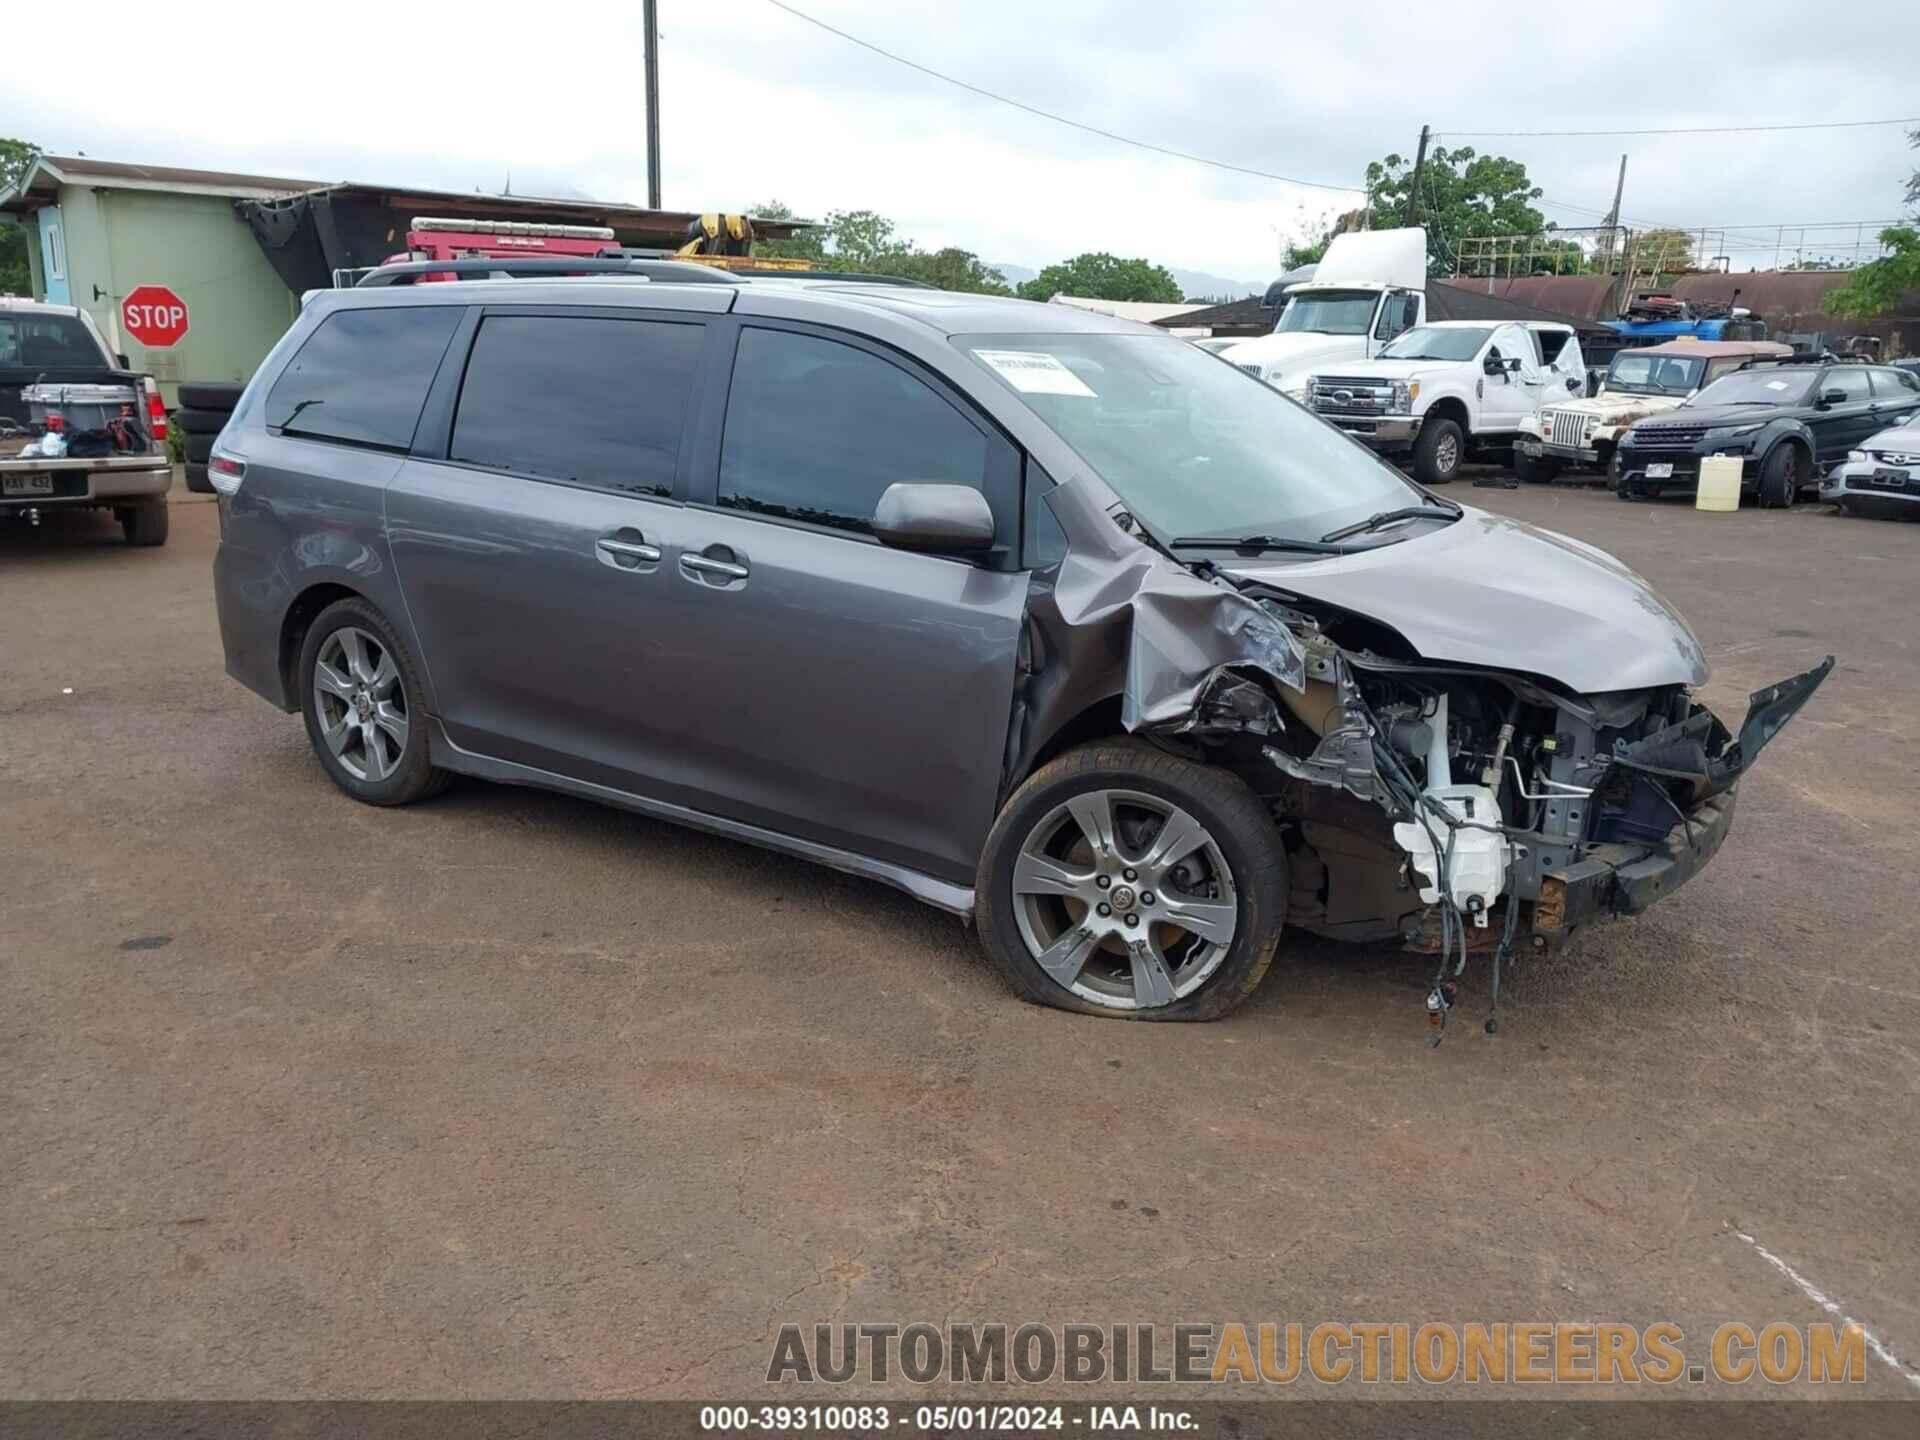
left=1758, top=444, right=1801, bottom=509
left=977, top=741, right=1285, bottom=1020
left=298, top=599, right=449, bottom=806
left=1412, top=417, right=1463, bottom=485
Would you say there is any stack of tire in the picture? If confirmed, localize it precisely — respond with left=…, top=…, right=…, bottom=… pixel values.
left=176, top=382, right=246, bottom=494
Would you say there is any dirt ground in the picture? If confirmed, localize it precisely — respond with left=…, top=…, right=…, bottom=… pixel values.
left=3, top=482, right=1917, bottom=1409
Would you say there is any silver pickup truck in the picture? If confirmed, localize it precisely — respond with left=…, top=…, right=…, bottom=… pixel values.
left=1, top=297, right=172, bottom=545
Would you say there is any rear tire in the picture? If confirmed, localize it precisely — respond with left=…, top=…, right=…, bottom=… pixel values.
left=976, top=739, right=1286, bottom=1021
left=1412, top=417, right=1464, bottom=485
left=119, top=502, right=169, bottom=547
left=297, top=598, right=450, bottom=807
left=1757, top=444, right=1802, bottom=509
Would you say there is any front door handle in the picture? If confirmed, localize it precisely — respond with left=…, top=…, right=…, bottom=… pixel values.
left=680, top=553, right=748, bottom=581
left=596, top=530, right=661, bottom=570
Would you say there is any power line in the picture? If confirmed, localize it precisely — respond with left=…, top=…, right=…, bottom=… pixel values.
left=761, top=0, right=1366, bottom=194
left=1437, top=117, right=1919, bottom=139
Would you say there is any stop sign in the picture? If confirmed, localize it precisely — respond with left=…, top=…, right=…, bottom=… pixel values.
left=121, top=285, right=190, bottom=348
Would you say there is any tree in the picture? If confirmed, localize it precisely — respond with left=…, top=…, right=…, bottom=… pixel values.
left=1631, top=227, right=1700, bottom=276
left=1362, top=144, right=1545, bottom=277
left=0, top=137, right=37, bottom=297
left=865, top=246, right=1011, bottom=294
left=1014, top=253, right=1183, bottom=304
left=1825, top=227, right=1920, bottom=321
left=1823, top=129, right=1920, bottom=321
left=745, top=201, right=1011, bottom=295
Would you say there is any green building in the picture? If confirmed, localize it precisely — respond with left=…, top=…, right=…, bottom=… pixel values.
left=2, top=154, right=808, bottom=406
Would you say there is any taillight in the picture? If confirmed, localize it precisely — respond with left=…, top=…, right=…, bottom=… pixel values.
left=144, top=378, right=167, bottom=441
left=208, top=453, right=247, bottom=496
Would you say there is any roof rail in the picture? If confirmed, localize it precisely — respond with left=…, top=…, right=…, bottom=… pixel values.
left=1734, top=353, right=1829, bottom=369
left=355, top=257, right=741, bottom=287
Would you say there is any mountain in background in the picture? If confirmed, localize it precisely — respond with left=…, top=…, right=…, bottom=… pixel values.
left=988, top=261, right=1263, bottom=303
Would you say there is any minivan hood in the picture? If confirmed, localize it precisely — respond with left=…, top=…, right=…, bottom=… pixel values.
left=1222, top=508, right=1709, bottom=693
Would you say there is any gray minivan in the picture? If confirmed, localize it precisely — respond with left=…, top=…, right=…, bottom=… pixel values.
left=210, top=268, right=1828, bottom=1023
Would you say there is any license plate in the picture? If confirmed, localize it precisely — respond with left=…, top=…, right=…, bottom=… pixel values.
left=1870, top=468, right=1910, bottom=490
left=2, top=473, right=54, bottom=497
left=1646, top=463, right=1674, bottom=479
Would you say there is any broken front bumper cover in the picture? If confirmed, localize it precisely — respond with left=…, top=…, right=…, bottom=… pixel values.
left=1534, top=790, right=1735, bottom=940
left=1534, top=657, right=1834, bottom=941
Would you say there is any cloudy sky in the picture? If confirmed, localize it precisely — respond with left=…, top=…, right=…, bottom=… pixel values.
left=6, top=0, right=1916, bottom=286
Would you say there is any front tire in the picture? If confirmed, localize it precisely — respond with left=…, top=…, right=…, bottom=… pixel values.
left=298, top=597, right=449, bottom=806
left=1412, top=417, right=1464, bottom=485
left=976, top=740, right=1286, bottom=1021
left=1757, top=444, right=1802, bottom=509
left=1513, top=450, right=1558, bottom=484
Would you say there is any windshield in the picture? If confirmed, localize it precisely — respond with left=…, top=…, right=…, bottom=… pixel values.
left=1607, top=352, right=1705, bottom=395
left=0, top=312, right=108, bottom=369
left=1683, top=369, right=1815, bottom=408
left=1274, top=290, right=1379, bottom=336
left=960, top=333, right=1426, bottom=544
left=1378, top=325, right=1492, bottom=361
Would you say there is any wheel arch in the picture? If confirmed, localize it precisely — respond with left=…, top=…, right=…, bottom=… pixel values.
left=278, top=581, right=368, bottom=706
left=1006, top=692, right=1127, bottom=797
left=1757, top=428, right=1814, bottom=489
left=1422, top=395, right=1471, bottom=430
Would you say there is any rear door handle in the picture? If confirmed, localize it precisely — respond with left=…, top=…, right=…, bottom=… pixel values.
left=680, top=553, right=748, bottom=580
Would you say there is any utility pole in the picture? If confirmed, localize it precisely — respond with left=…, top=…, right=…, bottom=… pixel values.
left=1406, top=124, right=1431, bottom=227
left=643, top=0, right=662, bottom=209
left=1600, top=153, right=1627, bottom=271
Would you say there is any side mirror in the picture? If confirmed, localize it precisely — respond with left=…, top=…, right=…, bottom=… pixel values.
left=1820, top=388, right=1847, bottom=406
left=1482, top=356, right=1504, bottom=377
left=1565, top=376, right=1582, bottom=391
left=873, top=483, right=996, bottom=553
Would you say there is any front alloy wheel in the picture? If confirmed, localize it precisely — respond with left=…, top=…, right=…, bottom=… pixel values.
left=976, top=740, right=1286, bottom=1020
left=1011, top=789, right=1238, bottom=1010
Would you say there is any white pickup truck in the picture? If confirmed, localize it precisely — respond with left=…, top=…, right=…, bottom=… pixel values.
left=1221, top=228, right=1428, bottom=399
left=0, top=297, right=172, bottom=545
left=1301, top=320, right=1587, bottom=485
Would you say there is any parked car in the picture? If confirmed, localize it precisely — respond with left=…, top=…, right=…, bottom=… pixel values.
left=1302, top=320, right=1587, bottom=485
left=1616, top=358, right=1920, bottom=505
left=0, top=297, right=172, bottom=544
left=1221, top=228, right=1427, bottom=399
left=210, top=273, right=1829, bottom=1021
left=1819, top=420, right=1920, bottom=518
left=1514, top=339, right=1791, bottom=484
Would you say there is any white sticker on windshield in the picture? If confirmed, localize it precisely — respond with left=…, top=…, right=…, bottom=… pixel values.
left=1766, top=380, right=1790, bottom=390
left=975, top=350, right=1097, bottom=397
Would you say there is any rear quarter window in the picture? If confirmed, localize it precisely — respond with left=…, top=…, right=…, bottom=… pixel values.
left=266, top=306, right=462, bottom=451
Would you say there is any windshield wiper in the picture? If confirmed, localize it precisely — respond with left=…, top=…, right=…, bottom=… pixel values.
left=1170, top=533, right=1363, bottom=556
left=1319, top=504, right=1462, bottom=544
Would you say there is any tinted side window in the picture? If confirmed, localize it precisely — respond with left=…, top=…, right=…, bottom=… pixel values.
left=1870, top=367, right=1920, bottom=395
left=266, top=306, right=461, bottom=451
left=718, top=328, right=988, bottom=535
left=1824, top=368, right=1871, bottom=402
left=449, top=314, right=702, bottom=497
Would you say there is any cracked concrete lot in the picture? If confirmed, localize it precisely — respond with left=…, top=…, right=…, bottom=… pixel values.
left=2, top=487, right=1917, bottom=1406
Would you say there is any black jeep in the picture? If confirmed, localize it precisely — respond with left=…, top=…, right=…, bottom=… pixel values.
left=1615, top=359, right=1920, bottom=507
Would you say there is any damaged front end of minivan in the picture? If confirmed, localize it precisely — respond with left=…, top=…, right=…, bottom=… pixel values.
left=1014, top=478, right=1833, bottom=1040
